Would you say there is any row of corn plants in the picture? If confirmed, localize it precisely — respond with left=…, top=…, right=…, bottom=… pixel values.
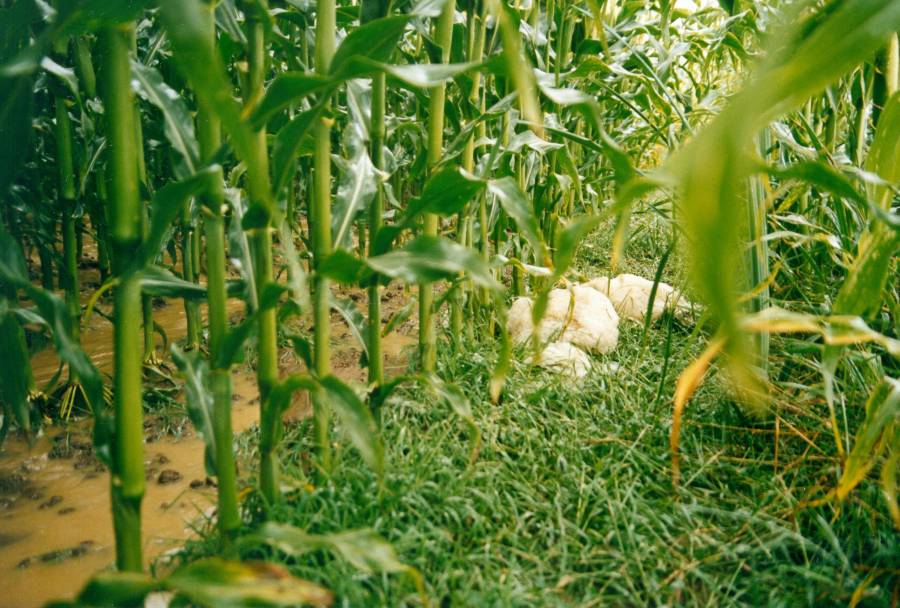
left=0, top=0, right=898, bottom=602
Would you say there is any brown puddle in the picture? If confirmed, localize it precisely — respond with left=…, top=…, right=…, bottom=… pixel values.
left=1, top=278, right=416, bottom=607
left=0, top=388, right=258, bottom=607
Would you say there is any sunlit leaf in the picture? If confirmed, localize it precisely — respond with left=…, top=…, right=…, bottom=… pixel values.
left=166, top=558, right=333, bottom=607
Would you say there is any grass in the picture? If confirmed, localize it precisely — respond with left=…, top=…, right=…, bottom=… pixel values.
left=173, top=217, right=900, bottom=606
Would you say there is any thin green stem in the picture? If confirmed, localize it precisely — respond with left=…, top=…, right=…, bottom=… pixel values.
left=53, top=69, right=80, bottom=353
left=241, top=13, right=281, bottom=506
left=197, top=0, right=239, bottom=551
left=368, top=71, right=386, bottom=388
left=312, top=0, right=336, bottom=469
left=98, top=23, right=145, bottom=572
left=419, top=0, right=455, bottom=372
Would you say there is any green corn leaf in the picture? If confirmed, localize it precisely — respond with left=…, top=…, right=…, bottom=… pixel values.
left=405, top=166, right=485, bottom=220
left=279, top=221, right=313, bottom=323
left=55, top=0, right=154, bottom=38
left=553, top=214, right=604, bottom=278
left=487, top=177, right=549, bottom=266
left=68, top=559, right=332, bottom=608
left=268, top=373, right=317, bottom=417
left=330, top=295, right=369, bottom=358
left=0, top=2, right=36, bottom=195
left=171, top=347, right=218, bottom=476
left=832, top=93, right=900, bottom=319
left=0, top=75, right=32, bottom=196
left=138, top=266, right=207, bottom=299
left=379, top=61, right=479, bottom=88
left=670, top=0, right=900, bottom=361
left=131, top=60, right=200, bottom=173
left=382, top=298, right=415, bottom=337
left=0, top=279, right=107, bottom=459
left=1, top=0, right=153, bottom=78
left=410, top=0, right=450, bottom=17
left=316, top=249, right=371, bottom=285
left=250, top=73, right=335, bottom=128
left=286, top=334, right=314, bottom=369
left=165, top=558, right=333, bottom=608
left=766, top=161, right=869, bottom=212
left=42, top=57, right=81, bottom=105
left=267, top=373, right=382, bottom=474
left=328, top=15, right=410, bottom=78
left=332, top=148, right=378, bottom=250
left=835, top=378, right=900, bottom=501
left=73, top=572, right=160, bottom=607
left=217, top=283, right=286, bottom=369
left=252, top=523, right=410, bottom=575
left=252, top=62, right=476, bottom=131
left=137, top=166, right=220, bottom=270
left=717, top=0, right=736, bottom=15
left=215, top=0, right=247, bottom=45
left=367, top=235, right=502, bottom=290
left=833, top=225, right=900, bottom=319
left=425, top=375, right=481, bottom=463
left=0, top=218, right=29, bottom=282
left=883, top=430, right=900, bottom=528
left=866, top=92, right=900, bottom=210
left=158, top=0, right=268, bottom=209
left=361, top=0, right=392, bottom=23
left=757, top=2, right=900, bottom=123
left=490, top=0, right=543, bottom=136
left=739, top=308, right=900, bottom=358
left=271, top=104, right=325, bottom=196
left=0, top=311, right=35, bottom=437
left=318, top=375, right=384, bottom=474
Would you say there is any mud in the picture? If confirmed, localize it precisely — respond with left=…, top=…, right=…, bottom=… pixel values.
left=1, top=253, right=417, bottom=607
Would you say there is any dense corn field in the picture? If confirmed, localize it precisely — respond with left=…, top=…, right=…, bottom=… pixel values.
left=0, top=0, right=899, bottom=605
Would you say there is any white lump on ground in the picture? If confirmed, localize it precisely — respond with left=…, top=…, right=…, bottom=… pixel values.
left=507, top=284, right=620, bottom=354
left=585, top=273, right=683, bottom=323
left=534, top=342, right=592, bottom=378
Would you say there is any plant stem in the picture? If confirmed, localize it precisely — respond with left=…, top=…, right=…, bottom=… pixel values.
left=52, top=51, right=80, bottom=354
left=181, top=210, right=201, bottom=350
left=368, top=70, right=386, bottom=387
left=127, top=33, right=156, bottom=364
left=197, top=0, right=240, bottom=551
left=242, top=12, right=281, bottom=505
left=312, top=0, right=336, bottom=469
left=419, top=0, right=454, bottom=372
left=98, top=23, right=145, bottom=573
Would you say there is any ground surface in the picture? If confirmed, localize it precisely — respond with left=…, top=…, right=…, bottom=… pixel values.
left=169, top=220, right=900, bottom=607
left=1, top=221, right=897, bottom=606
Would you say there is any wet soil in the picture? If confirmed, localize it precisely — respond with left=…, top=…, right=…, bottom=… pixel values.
left=1, top=251, right=417, bottom=607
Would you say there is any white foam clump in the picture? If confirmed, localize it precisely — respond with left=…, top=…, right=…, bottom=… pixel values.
left=585, top=273, right=682, bottom=323
left=534, top=342, right=592, bottom=378
left=507, top=285, right=620, bottom=354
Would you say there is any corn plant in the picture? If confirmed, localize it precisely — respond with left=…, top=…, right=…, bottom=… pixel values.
left=1, top=0, right=899, bottom=602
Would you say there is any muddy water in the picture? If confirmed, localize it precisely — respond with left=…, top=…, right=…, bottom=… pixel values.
left=1, top=284, right=416, bottom=607
left=1, top=295, right=257, bottom=607
left=0, top=383, right=258, bottom=607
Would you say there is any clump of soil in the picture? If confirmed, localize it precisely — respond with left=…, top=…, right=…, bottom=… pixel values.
left=189, top=477, right=216, bottom=489
left=17, top=540, right=95, bottom=569
left=157, top=469, right=182, bottom=485
left=38, top=495, right=63, bottom=510
left=0, top=471, right=36, bottom=510
left=145, top=452, right=174, bottom=482
left=0, top=471, right=31, bottom=495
